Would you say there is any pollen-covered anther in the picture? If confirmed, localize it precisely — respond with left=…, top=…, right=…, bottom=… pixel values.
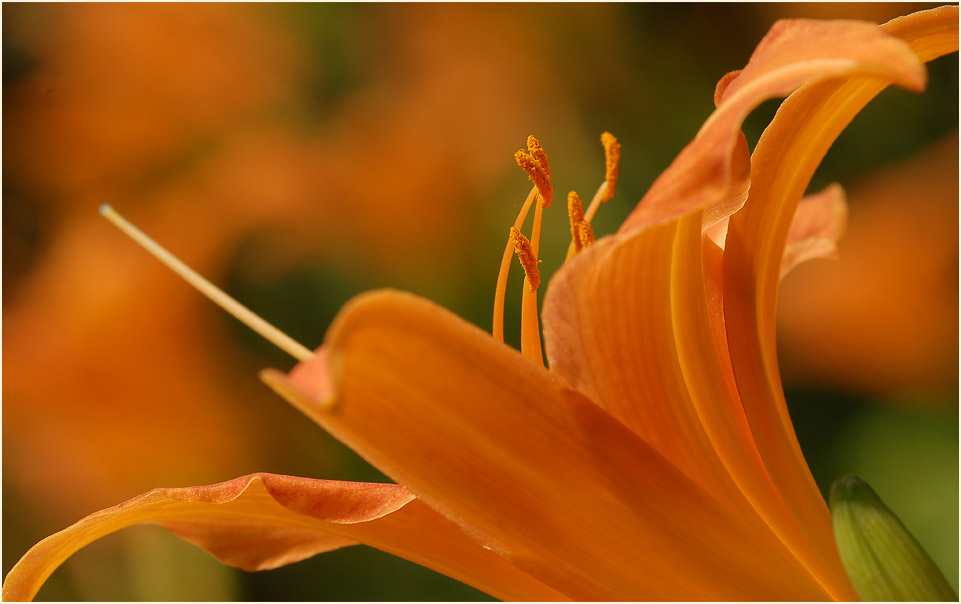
left=601, top=131, right=621, bottom=201
left=515, top=137, right=553, bottom=207
left=526, top=135, right=551, bottom=179
left=567, top=191, right=588, bottom=252
left=578, top=220, right=595, bottom=249
left=509, top=226, right=541, bottom=292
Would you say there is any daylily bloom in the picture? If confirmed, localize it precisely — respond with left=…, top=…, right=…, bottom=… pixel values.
left=3, top=6, right=957, bottom=602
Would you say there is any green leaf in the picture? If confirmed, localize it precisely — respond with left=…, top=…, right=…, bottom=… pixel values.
left=831, top=475, right=957, bottom=602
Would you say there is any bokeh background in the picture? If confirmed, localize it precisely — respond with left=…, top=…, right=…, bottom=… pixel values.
left=3, top=3, right=957, bottom=600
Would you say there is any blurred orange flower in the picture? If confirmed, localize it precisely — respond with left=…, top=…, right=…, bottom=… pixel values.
left=4, top=6, right=957, bottom=602
left=2, top=1, right=304, bottom=525
left=2, top=3, right=298, bottom=204
left=778, top=134, right=959, bottom=399
left=2, top=3, right=566, bottom=523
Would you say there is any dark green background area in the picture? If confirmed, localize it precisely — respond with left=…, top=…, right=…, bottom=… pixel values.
left=3, top=3, right=957, bottom=601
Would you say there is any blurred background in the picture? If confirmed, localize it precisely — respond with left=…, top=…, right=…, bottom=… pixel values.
left=2, top=3, right=956, bottom=600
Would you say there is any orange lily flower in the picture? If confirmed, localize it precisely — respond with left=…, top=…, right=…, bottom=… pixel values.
left=3, top=7, right=957, bottom=602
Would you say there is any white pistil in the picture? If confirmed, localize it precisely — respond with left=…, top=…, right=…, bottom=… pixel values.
left=99, top=204, right=315, bottom=362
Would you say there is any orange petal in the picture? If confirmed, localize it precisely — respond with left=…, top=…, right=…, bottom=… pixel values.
left=703, top=183, right=848, bottom=269
left=1, top=473, right=562, bottom=602
left=270, top=289, right=830, bottom=600
left=721, top=5, right=958, bottom=597
left=669, top=212, right=857, bottom=600
left=780, top=183, right=848, bottom=279
left=619, top=15, right=926, bottom=234
left=543, top=219, right=733, bottom=497
left=542, top=213, right=847, bottom=599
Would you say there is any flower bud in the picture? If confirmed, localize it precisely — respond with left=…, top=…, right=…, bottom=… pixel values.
left=831, top=475, right=957, bottom=601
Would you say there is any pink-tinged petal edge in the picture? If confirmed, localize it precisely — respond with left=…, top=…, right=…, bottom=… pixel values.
left=780, top=184, right=847, bottom=279
left=2, top=472, right=567, bottom=602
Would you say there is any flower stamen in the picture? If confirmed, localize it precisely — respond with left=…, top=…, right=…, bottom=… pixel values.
left=510, top=226, right=541, bottom=292
left=98, top=204, right=315, bottom=362
left=584, top=131, right=621, bottom=222
left=526, top=135, right=551, bottom=181
left=567, top=191, right=595, bottom=253
left=491, top=136, right=555, bottom=366
left=519, top=193, right=546, bottom=365
left=493, top=186, right=539, bottom=343
left=601, top=131, right=621, bottom=202
left=565, top=132, right=621, bottom=261
left=515, top=135, right=553, bottom=207
left=494, top=135, right=619, bottom=362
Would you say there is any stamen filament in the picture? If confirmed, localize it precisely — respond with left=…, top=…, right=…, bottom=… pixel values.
left=520, top=195, right=546, bottom=366
left=584, top=180, right=611, bottom=223
left=493, top=186, right=539, bottom=342
left=99, top=204, right=315, bottom=363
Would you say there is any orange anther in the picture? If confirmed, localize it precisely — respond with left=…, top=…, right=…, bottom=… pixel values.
left=568, top=190, right=585, bottom=223
left=527, top=135, right=551, bottom=179
left=567, top=191, right=595, bottom=253
left=515, top=136, right=553, bottom=207
left=567, top=191, right=586, bottom=252
left=509, top=226, right=541, bottom=291
left=579, top=220, right=595, bottom=248
left=601, top=131, right=620, bottom=201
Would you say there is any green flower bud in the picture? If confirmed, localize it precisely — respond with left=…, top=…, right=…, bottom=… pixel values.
left=830, top=475, right=957, bottom=602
